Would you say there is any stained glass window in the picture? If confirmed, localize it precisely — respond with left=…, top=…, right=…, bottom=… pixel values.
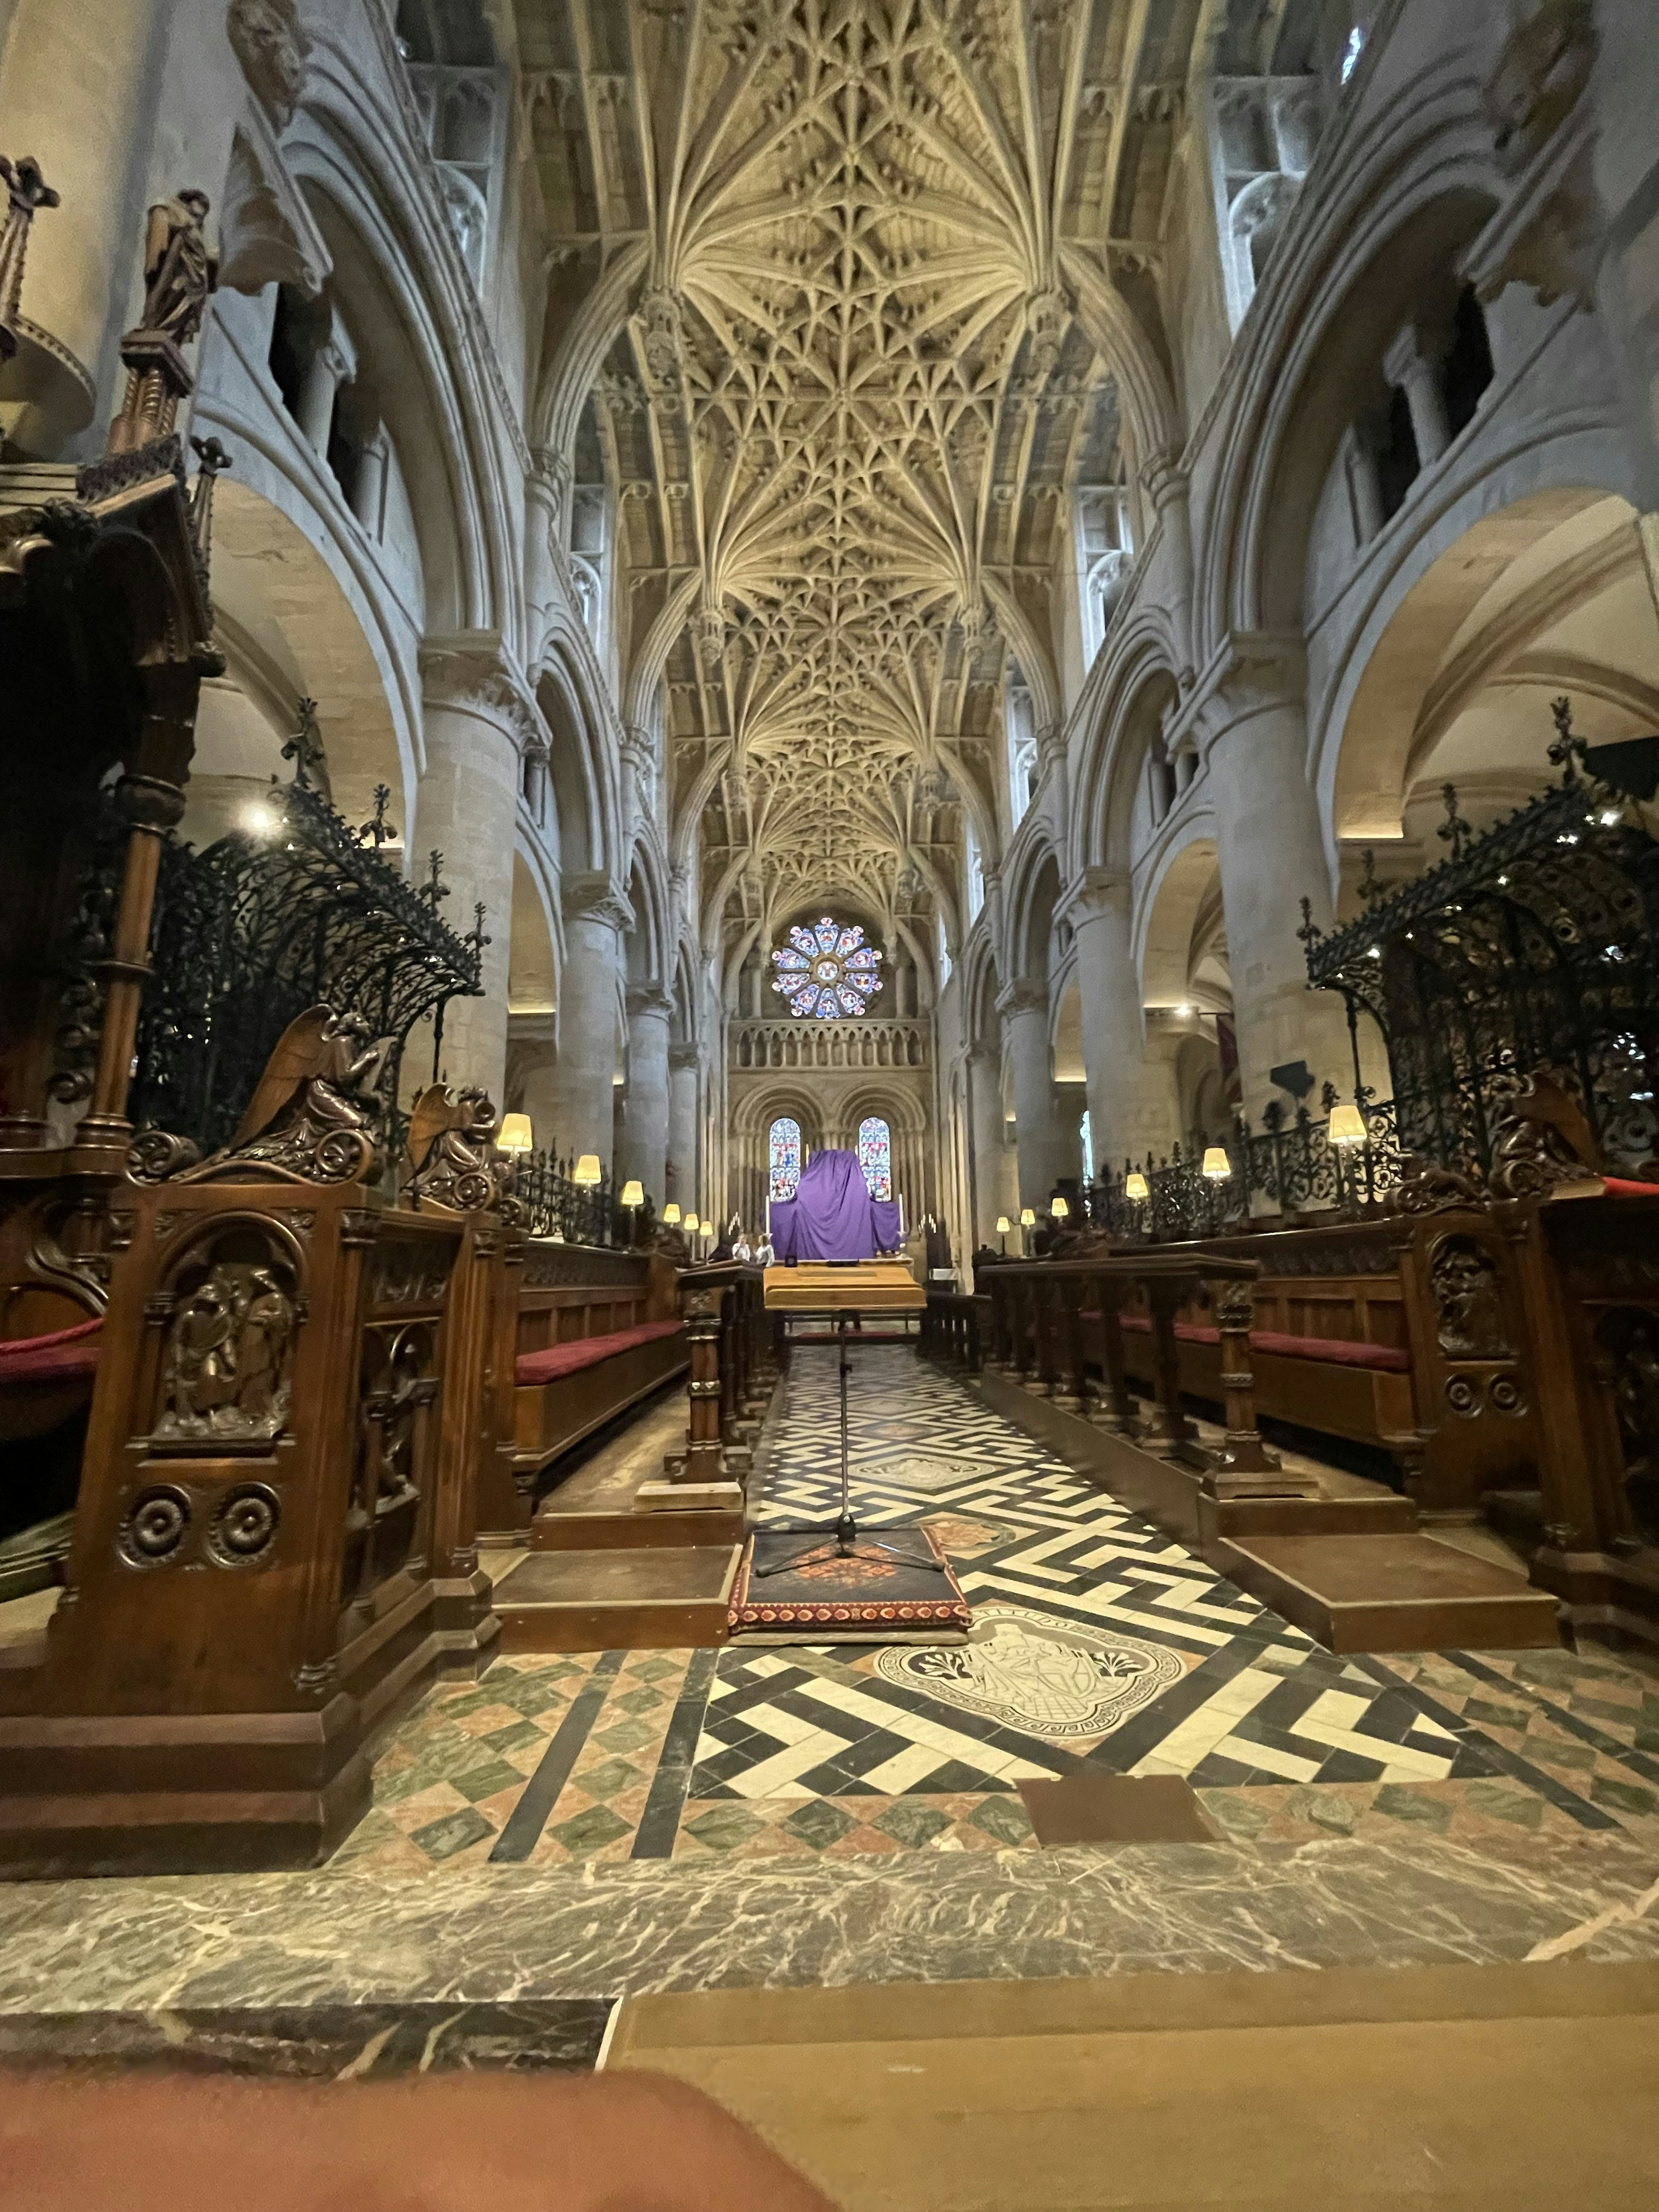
left=769, top=1116, right=802, bottom=1201
left=857, top=1116, right=892, bottom=1202
left=770, top=916, right=881, bottom=1020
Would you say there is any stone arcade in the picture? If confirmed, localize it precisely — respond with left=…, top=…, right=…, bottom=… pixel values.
left=2, top=3, right=1659, bottom=2205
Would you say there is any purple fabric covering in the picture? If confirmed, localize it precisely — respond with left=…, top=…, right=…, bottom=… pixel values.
left=770, top=1149, right=904, bottom=1262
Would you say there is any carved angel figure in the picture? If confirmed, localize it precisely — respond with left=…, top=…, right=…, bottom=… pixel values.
left=403, top=1082, right=502, bottom=1213
left=227, top=1006, right=392, bottom=1184
left=139, top=189, right=218, bottom=347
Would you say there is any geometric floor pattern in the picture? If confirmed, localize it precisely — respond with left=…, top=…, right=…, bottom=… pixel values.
left=334, top=1343, right=1659, bottom=1872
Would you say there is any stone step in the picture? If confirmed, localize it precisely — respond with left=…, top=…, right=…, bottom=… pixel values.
left=493, top=1546, right=739, bottom=1653
left=1211, top=1531, right=1563, bottom=1654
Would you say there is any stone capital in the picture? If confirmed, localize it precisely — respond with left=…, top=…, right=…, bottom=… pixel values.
left=420, top=629, right=544, bottom=751
left=562, top=869, right=634, bottom=934
left=1063, top=864, right=1131, bottom=925
left=668, top=1042, right=701, bottom=1071
left=626, top=985, right=674, bottom=1020
left=997, top=976, right=1049, bottom=1018
left=965, top=1040, right=1000, bottom=1068
left=1141, top=449, right=1188, bottom=512
left=620, top=721, right=655, bottom=774
left=1191, top=632, right=1306, bottom=753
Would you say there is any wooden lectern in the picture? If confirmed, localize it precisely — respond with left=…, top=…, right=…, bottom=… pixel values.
left=762, top=1259, right=925, bottom=1314
left=758, top=1260, right=938, bottom=1577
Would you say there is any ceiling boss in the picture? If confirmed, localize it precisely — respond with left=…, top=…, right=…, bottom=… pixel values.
left=772, top=918, right=882, bottom=1020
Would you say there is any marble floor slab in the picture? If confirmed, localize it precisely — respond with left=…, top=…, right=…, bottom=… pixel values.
left=3, top=1827, right=1659, bottom=2018
left=0, top=1999, right=615, bottom=2075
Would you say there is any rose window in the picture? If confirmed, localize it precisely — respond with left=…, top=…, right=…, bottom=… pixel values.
left=771, top=917, right=882, bottom=1020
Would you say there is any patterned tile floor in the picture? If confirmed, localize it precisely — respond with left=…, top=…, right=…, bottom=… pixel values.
left=334, top=1344, right=1659, bottom=1873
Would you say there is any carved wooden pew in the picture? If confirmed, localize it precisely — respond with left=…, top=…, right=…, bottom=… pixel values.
left=921, top=1288, right=982, bottom=1372
left=983, top=1253, right=1314, bottom=1503
left=1495, top=1180, right=1659, bottom=1643
left=472, top=1237, right=687, bottom=1542
left=0, top=1052, right=505, bottom=1876
left=658, top=1262, right=775, bottom=1498
left=1033, top=1213, right=1533, bottom=1516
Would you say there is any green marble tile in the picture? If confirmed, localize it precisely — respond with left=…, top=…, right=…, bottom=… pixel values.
left=1371, top=1785, right=1452, bottom=1834
left=681, top=1804, right=768, bottom=1851
left=591, top=1716, right=663, bottom=1757
left=1461, top=1781, right=1546, bottom=1829
left=572, top=1757, right=645, bottom=1802
left=1524, top=1735, right=1596, bottom=1773
left=609, top=1685, right=667, bottom=1718
left=449, top=1760, right=528, bottom=1805
left=966, top=1796, right=1033, bottom=1846
left=480, top=1719, right=549, bottom=1757
left=873, top=1801, right=951, bottom=1848
left=629, top=1657, right=683, bottom=1685
left=547, top=1804, right=632, bottom=1855
left=1287, top=1786, right=1357, bottom=1834
left=409, top=1806, right=495, bottom=1861
left=1462, top=1697, right=1533, bottom=1733
left=1197, top=1789, right=1272, bottom=1839
left=782, top=1800, right=856, bottom=1849
left=1591, top=1776, right=1657, bottom=1818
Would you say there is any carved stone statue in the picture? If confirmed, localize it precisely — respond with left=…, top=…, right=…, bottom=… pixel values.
left=228, top=0, right=311, bottom=131
left=139, top=190, right=219, bottom=349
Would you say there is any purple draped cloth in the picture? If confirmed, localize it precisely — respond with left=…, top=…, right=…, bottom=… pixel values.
left=769, top=1149, right=903, bottom=1262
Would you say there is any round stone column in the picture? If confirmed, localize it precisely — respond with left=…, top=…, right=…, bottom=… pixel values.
left=620, top=986, right=672, bottom=1206
left=521, top=872, right=628, bottom=1173
left=999, top=979, right=1071, bottom=1208
left=1067, top=869, right=1181, bottom=1172
left=1199, top=645, right=1352, bottom=1117
left=965, top=1041, right=1012, bottom=1246
left=667, top=1042, right=700, bottom=1213
left=415, top=635, right=536, bottom=1102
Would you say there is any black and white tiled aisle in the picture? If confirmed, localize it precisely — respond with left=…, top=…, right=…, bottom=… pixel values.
left=333, top=1344, right=1659, bottom=1871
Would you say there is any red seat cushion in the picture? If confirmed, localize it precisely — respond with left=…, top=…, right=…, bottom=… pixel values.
left=1103, top=1309, right=1406, bottom=1371
left=1601, top=1178, right=1659, bottom=1200
left=515, top=1319, right=683, bottom=1387
left=0, top=1317, right=102, bottom=1383
left=1250, top=1328, right=1410, bottom=1373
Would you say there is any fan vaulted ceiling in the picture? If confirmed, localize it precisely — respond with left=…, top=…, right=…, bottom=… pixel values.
left=515, top=0, right=1225, bottom=943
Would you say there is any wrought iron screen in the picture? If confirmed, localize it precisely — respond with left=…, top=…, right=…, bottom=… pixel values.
left=119, top=782, right=483, bottom=1159
left=1301, top=711, right=1659, bottom=1180
left=511, top=1147, right=615, bottom=1247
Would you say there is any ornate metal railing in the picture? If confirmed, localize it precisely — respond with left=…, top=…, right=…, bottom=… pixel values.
left=510, top=1147, right=616, bottom=1247
left=57, top=777, right=483, bottom=1161
left=1085, top=1089, right=1404, bottom=1241
left=1301, top=702, right=1659, bottom=1180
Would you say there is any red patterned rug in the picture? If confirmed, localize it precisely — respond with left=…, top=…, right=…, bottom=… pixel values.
left=728, top=1526, right=972, bottom=1642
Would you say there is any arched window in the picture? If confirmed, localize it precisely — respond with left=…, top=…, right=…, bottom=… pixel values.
left=769, top=1116, right=802, bottom=1201
left=858, top=1116, right=892, bottom=1202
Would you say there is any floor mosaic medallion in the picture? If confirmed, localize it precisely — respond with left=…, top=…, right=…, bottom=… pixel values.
left=875, top=1603, right=1188, bottom=1738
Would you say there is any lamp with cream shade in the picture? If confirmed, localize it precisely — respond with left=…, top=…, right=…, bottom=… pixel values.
left=1327, top=1103, right=1367, bottom=1147
left=1124, top=1171, right=1150, bottom=1203
left=995, top=1214, right=1011, bottom=1255
left=497, top=1113, right=534, bottom=1155
left=572, top=1154, right=602, bottom=1187
left=661, top=1202, right=681, bottom=1226
left=1050, top=1195, right=1069, bottom=1221
left=1201, top=1146, right=1231, bottom=1180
